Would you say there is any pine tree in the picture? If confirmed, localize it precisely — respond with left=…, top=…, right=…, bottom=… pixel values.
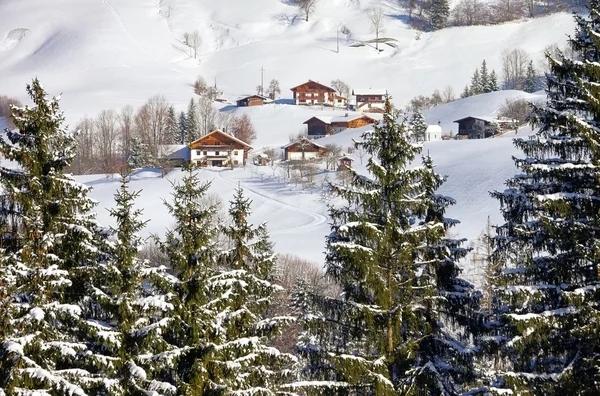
left=203, top=187, right=296, bottom=393
left=488, top=70, right=500, bottom=91
left=178, top=110, right=187, bottom=145
left=410, top=111, right=428, bottom=142
left=523, top=60, right=537, bottom=93
left=470, top=68, right=483, bottom=95
left=480, top=60, right=491, bottom=92
left=290, top=97, right=480, bottom=395
left=128, top=136, right=150, bottom=169
left=186, top=98, right=199, bottom=143
left=0, top=79, right=113, bottom=393
left=461, top=84, right=472, bottom=98
left=487, top=3, right=600, bottom=393
left=430, top=0, right=450, bottom=30
left=167, top=105, right=179, bottom=144
left=138, top=165, right=220, bottom=393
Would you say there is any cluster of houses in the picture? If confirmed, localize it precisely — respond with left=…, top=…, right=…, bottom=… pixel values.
left=236, top=79, right=387, bottom=113
left=164, top=80, right=513, bottom=170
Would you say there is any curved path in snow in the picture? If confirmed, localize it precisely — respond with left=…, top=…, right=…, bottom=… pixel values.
left=216, top=170, right=328, bottom=234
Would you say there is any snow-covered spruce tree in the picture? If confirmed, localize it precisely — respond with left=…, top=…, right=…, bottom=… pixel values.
left=523, top=60, right=537, bottom=93
left=470, top=68, right=483, bottom=95
left=0, top=79, right=114, bottom=393
left=289, top=97, right=480, bottom=395
left=167, top=105, right=180, bottom=145
left=409, top=111, right=428, bottom=142
left=480, top=60, right=490, bottom=93
left=134, top=164, right=219, bottom=393
left=487, top=3, right=600, bottom=393
left=179, top=111, right=187, bottom=145
left=186, top=98, right=199, bottom=143
left=488, top=70, right=500, bottom=92
left=83, top=175, right=177, bottom=395
left=430, top=0, right=450, bottom=31
left=202, top=187, right=296, bottom=393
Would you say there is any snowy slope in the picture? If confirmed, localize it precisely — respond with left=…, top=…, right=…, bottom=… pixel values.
left=0, top=0, right=574, bottom=126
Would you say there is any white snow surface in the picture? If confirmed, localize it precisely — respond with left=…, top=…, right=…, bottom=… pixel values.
left=0, top=0, right=576, bottom=272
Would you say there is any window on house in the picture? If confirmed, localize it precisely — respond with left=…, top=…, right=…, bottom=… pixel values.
left=215, top=151, right=220, bottom=156
left=234, top=160, right=239, bottom=165
left=201, top=142, right=206, bottom=146
left=203, top=151, right=207, bottom=155
left=233, top=151, right=238, bottom=155
left=196, top=150, right=201, bottom=155
left=215, top=142, right=221, bottom=146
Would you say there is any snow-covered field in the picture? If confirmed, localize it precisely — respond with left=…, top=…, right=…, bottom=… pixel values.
left=0, top=0, right=575, bottom=266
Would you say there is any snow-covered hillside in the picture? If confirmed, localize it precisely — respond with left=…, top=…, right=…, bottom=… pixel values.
left=0, top=0, right=573, bottom=125
left=0, top=0, right=574, bottom=268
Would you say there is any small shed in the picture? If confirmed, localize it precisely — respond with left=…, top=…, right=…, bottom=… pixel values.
left=236, top=94, right=269, bottom=107
left=254, top=153, right=270, bottom=166
left=338, top=155, right=354, bottom=170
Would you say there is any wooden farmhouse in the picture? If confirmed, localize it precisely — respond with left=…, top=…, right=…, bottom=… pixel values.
left=304, top=113, right=378, bottom=138
left=283, top=138, right=326, bottom=161
left=453, top=116, right=514, bottom=139
left=236, top=94, right=270, bottom=107
left=290, top=80, right=337, bottom=106
left=352, top=88, right=387, bottom=113
left=189, top=129, right=253, bottom=167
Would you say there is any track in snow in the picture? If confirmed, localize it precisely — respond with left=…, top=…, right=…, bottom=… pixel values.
left=216, top=170, right=328, bottom=234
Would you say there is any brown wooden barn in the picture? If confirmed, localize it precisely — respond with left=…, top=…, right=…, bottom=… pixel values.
left=188, top=130, right=253, bottom=167
left=453, top=116, right=515, bottom=139
left=303, top=114, right=378, bottom=138
left=290, top=80, right=336, bottom=106
left=283, top=138, right=326, bottom=161
left=236, top=94, right=269, bottom=107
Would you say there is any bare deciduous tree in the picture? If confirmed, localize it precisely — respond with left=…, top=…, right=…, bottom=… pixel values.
left=331, top=79, right=350, bottom=109
left=183, top=30, right=202, bottom=59
left=72, top=117, right=97, bottom=175
left=95, top=109, right=120, bottom=174
left=267, top=79, right=281, bottom=100
left=442, top=85, right=456, bottom=103
left=262, top=146, right=280, bottom=176
left=368, top=7, right=385, bottom=52
left=452, top=0, right=488, bottom=26
left=118, top=105, right=135, bottom=167
left=501, top=47, right=531, bottom=90
left=324, top=144, right=342, bottom=171
left=498, top=97, right=530, bottom=129
left=196, top=96, right=217, bottom=136
left=297, top=0, right=317, bottom=21
left=231, top=113, right=257, bottom=144
left=135, top=95, right=171, bottom=159
left=194, top=76, right=208, bottom=96
left=493, top=0, right=525, bottom=23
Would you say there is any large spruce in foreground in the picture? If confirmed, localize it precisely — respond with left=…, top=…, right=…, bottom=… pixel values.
left=290, top=98, right=480, bottom=395
left=0, top=79, right=112, bottom=393
left=487, top=2, right=600, bottom=394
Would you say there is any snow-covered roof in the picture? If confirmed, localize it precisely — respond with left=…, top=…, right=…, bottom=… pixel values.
left=282, top=138, right=326, bottom=149
left=426, top=125, right=442, bottom=134
left=339, top=155, right=354, bottom=161
left=189, top=129, right=253, bottom=149
left=352, top=89, right=387, bottom=96
left=236, top=94, right=271, bottom=102
left=453, top=115, right=514, bottom=124
left=159, top=145, right=190, bottom=160
left=304, top=114, right=378, bottom=125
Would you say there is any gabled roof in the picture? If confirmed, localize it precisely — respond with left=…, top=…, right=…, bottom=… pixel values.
left=188, top=129, right=253, bottom=150
left=290, top=80, right=336, bottom=92
left=282, top=138, right=327, bottom=150
left=236, top=94, right=270, bottom=101
left=339, top=155, right=354, bottom=161
left=352, top=88, right=387, bottom=96
left=426, top=125, right=442, bottom=133
left=453, top=116, right=500, bottom=124
left=303, top=114, right=378, bottom=125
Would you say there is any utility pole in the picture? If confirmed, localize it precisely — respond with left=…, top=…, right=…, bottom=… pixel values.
left=260, top=66, right=265, bottom=96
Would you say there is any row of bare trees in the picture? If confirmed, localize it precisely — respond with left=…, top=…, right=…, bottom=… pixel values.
left=0, top=95, right=23, bottom=129
left=450, top=0, right=587, bottom=27
left=71, top=95, right=178, bottom=175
